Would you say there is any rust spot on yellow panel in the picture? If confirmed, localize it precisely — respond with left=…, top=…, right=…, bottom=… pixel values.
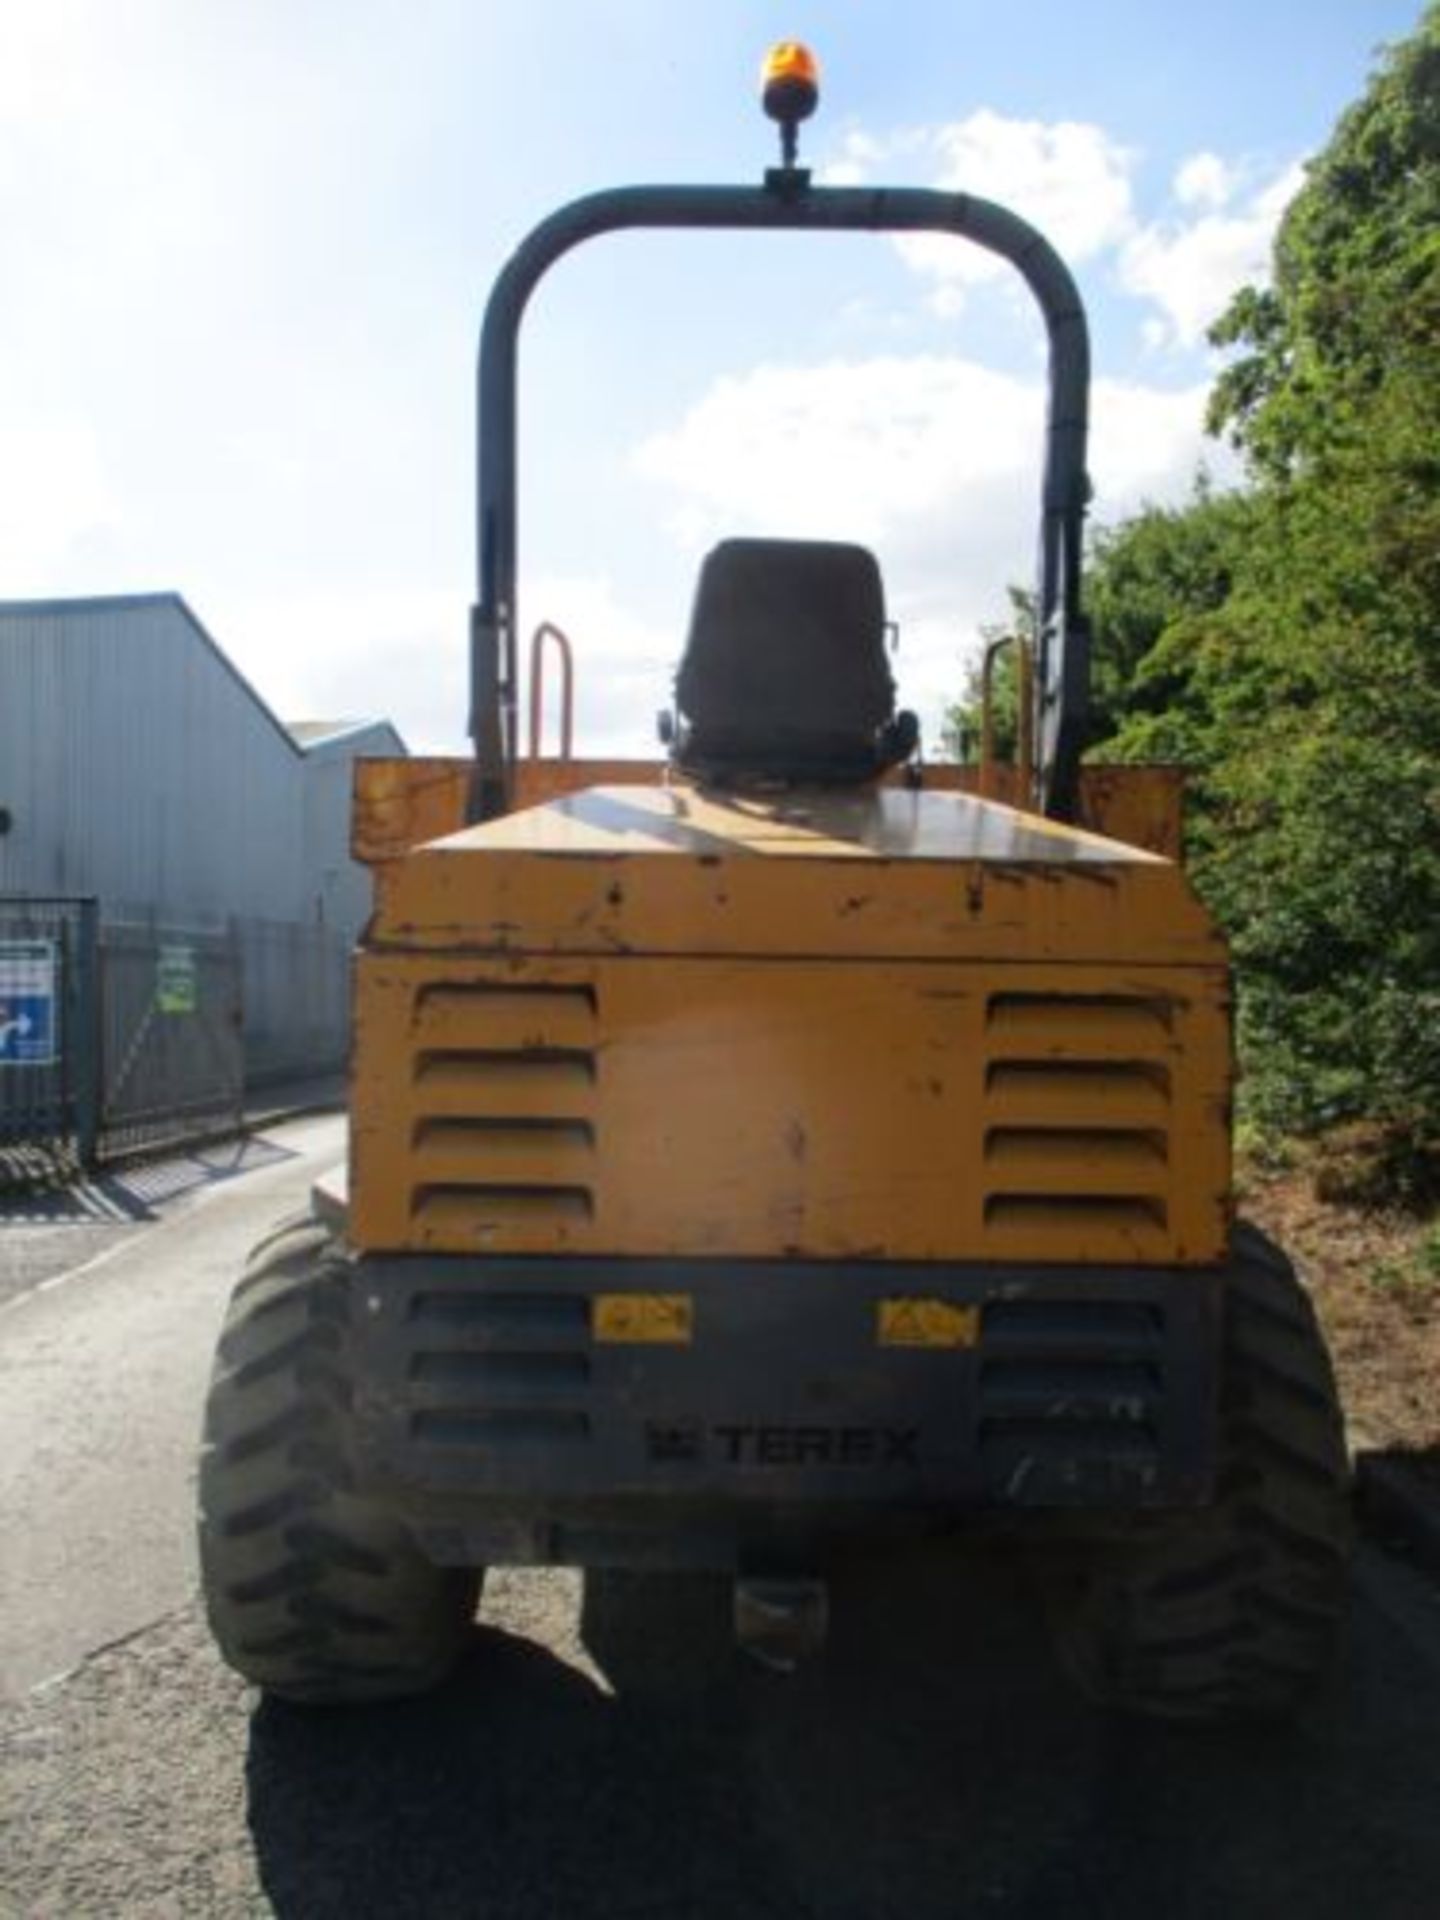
left=1075, top=765, right=1184, bottom=862
left=353, top=757, right=469, bottom=865
left=369, top=786, right=1219, bottom=968
left=412, top=982, right=596, bottom=1050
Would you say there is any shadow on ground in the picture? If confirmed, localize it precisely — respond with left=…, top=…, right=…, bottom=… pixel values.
left=245, top=1546, right=1438, bottom=1920
left=1356, top=1442, right=1440, bottom=1574
left=0, top=1133, right=295, bottom=1225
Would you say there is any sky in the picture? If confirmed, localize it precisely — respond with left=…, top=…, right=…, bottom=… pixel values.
left=0, top=0, right=1424, bottom=759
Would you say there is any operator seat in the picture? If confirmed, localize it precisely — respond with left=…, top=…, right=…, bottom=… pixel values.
left=671, top=537, right=919, bottom=787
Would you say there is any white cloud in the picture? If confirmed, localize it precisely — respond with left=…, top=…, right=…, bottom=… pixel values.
left=637, top=356, right=1219, bottom=559
left=163, top=344, right=1235, bottom=767
left=826, top=112, right=1137, bottom=313
left=0, top=30, right=1283, bottom=776
left=215, top=573, right=675, bottom=763
left=1090, top=376, right=1226, bottom=501
left=633, top=354, right=1224, bottom=750
left=0, top=409, right=119, bottom=582
left=519, top=575, right=675, bottom=759
left=636, top=355, right=1039, bottom=549
left=0, top=3, right=101, bottom=136
left=825, top=113, right=1302, bottom=356
left=1173, top=151, right=1238, bottom=211
left=820, top=128, right=884, bottom=188
left=217, top=585, right=465, bottom=757
left=1121, top=161, right=1304, bottom=348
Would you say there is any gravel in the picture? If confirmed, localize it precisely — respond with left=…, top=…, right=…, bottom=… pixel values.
left=5, top=1551, right=1440, bottom=1920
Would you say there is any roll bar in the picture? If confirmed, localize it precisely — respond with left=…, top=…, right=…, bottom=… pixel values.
left=470, top=172, right=1091, bottom=822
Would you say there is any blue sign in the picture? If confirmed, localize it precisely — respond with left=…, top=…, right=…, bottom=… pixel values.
left=0, top=942, right=59, bottom=1066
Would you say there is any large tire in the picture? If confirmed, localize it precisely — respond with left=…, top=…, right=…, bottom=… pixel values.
left=1046, top=1223, right=1352, bottom=1723
left=198, top=1216, right=480, bottom=1704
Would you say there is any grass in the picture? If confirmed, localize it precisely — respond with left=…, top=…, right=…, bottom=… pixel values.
left=1369, top=1222, right=1440, bottom=1307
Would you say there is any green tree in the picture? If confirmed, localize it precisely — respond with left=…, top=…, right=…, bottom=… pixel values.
left=977, top=6, right=1440, bottom=1160
left=1085, top=482, right=1254, bottom=762
left=1207, top=6, right=1440, bottom=482
left=943, top=587, right=1032, bottom=764
left=1200, top=6, right=1440, bottom=1145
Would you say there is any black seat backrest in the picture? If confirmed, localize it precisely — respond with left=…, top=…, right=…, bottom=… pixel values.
left=674, top=538, right=899, bottom=785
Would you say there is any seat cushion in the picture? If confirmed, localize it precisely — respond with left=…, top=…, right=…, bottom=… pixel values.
left=675, top=539, right=896, bottom=783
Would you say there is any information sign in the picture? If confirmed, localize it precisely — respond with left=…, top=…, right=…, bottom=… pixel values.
left=156, top=944, right=199, bottom=1016
left=0, top=940, right=59, bottom=1066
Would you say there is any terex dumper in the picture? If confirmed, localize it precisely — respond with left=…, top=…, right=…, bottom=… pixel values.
left=198, top=45, right=1350, bottom=1720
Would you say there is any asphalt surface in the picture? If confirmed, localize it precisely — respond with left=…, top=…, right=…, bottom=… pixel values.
left=0, top=1114, right=344, bottom=1696
left=0, top=1131, right=311, bottom=1313
left=3, top=1116, right=1440, bottom=1918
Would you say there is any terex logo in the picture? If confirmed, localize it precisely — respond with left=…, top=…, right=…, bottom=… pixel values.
left=719, top=1424, right=920, bottom=1467
left=645, top=1422, right=920, bottom=1467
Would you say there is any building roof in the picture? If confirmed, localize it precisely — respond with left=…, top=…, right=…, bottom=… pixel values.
left=285, top=718, right=407, bottom=751
left=287, top=719, right=364, bottom=743
left=0, top=593, right=406, bottom=759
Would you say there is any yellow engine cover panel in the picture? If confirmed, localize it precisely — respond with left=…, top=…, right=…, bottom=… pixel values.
left=370, top=786, right=1218, bottom=965
left=351, top=952, right=1231, bottom=1266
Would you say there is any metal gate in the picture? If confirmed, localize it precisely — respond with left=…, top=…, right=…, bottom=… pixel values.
left=1, top=900, right=246, bottom=1185
left=97, top=923, right=244, bottom=1162
left=0, top=896, right=99, bottom=1180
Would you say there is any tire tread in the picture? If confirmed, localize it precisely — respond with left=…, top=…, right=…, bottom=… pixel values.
left=1048, top=1223, right=1351, bottom=1723
left=198, top=1213, right=479, bottom=1704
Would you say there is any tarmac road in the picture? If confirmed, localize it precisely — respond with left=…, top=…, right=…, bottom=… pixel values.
left=2, top=1115, right=1440, bottom=1918
left=0, top=1113, right=349, bottom=1698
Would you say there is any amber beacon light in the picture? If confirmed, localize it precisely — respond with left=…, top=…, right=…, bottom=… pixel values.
left=761, top=41, right=820, bottom=167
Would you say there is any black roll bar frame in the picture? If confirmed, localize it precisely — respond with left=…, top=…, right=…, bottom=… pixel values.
left=470, top=174, right=1091, bottom=822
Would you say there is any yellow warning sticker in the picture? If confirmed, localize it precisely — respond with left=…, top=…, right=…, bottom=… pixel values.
left=593, top=1293, right=694, bottom=1345
left=877, top=1298, right=981, bottom=1350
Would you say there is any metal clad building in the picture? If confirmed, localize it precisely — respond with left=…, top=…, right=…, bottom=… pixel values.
left=0, top=593, right=405, bottom=1079
left=293, top=719, right=402, bottom=934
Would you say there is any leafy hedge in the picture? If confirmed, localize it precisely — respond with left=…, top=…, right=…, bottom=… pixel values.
left=955, top=8, right=1440, bottom=1162
left=1094, top=8, right=1440, bottom=1155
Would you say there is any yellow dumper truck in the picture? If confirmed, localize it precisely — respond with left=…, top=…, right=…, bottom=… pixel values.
left=198, top=45, right=1350, bottom=1721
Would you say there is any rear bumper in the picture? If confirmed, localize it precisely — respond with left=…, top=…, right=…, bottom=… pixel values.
left=349, top=1254, right=1223, bottom=1569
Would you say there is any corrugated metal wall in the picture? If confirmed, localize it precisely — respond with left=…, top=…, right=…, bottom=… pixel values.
left=301, top=721, right=403, bottom=934
left=0, top=595, right=404, bottom=1084
left=0, top=596, right=308, bottom=918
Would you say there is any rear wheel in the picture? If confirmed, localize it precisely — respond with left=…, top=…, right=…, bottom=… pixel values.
left=198, top=1216, right=480, bottom=1704
left=1046, top=1223, right=1351, bottom=1722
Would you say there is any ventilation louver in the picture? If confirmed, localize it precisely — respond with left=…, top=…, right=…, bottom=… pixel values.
left=406, top=983, right=598, bottom=1239
left=981, top=992, right=1175, bottom=1259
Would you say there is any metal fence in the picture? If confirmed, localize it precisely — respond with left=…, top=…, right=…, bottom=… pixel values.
left=96, top=921, right=245, bottom=1162
left=239, top=916, right=349, bottom=1086
left=1, top=895, right=349, bottom=1185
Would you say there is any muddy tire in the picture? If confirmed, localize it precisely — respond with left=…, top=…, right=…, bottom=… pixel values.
left=198, top=1216, right=479, bottom=1704
left=1047, top=1223, right=1351, bottom=1722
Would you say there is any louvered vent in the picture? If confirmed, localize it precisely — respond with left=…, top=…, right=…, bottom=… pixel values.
left=982, top=992, right=1174, bottom=1257
left=406, top=1291, right=592, bottom=1447
left=977, top=1298, right=1164, bottom=1491
left=407, top=983, right=598, bottom=1236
